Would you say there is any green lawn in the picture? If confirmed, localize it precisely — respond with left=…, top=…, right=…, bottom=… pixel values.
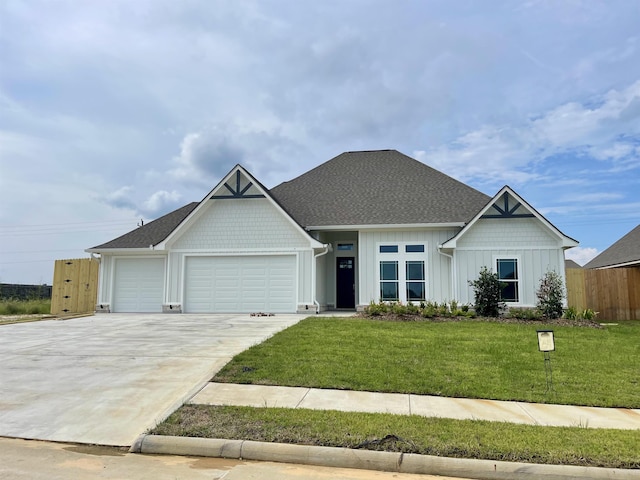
left=153, top=405, right=640, bottom=469
left=214, top=317, right=640, bottom=408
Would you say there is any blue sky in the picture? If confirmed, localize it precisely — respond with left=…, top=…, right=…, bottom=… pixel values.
left=1, top=0, right=639, bottom=284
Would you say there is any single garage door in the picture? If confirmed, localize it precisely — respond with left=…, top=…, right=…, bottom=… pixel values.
left=112, top=258, right=164, bottom=312
left=184, top=255, right=296, bottom=313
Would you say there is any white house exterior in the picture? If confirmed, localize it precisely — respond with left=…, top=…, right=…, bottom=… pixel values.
left=87, top=150, right=578, bottom=313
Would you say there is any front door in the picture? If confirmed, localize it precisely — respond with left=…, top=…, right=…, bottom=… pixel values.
left=336, top=257, right=355, bottom=309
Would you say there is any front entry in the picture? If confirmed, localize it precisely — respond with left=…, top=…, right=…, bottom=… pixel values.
left=336, top=257, right=355, bottom=309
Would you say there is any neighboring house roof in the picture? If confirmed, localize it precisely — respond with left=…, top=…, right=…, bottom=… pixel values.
left=565, top=259, right=582, bottom=269
left=584, top=224, right=640, bottom=269
left=270, top=150, right=491, bottom=227
left=89, top=202, right=198, bottom=250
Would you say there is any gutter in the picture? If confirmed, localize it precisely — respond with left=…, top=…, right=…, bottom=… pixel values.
left=312, top=244, right=330, bottom=314
left=437, top=246, right=457, bottom=301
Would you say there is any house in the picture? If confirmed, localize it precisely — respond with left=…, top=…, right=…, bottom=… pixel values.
left=583, top=224, right=640, bottom=270
left=86, top=150, right=578, bottom=313
left=565, top=259, right=582, bottom=269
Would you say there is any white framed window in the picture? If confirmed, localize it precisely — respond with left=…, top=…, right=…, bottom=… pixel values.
left=495, top=257, right=520, bottom=303
left=377, top=243, right=427, bottom=302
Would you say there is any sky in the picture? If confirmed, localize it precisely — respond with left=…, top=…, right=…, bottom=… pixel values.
left=1, top=0, right=639, bottom=285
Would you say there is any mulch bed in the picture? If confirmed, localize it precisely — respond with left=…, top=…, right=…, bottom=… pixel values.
left=356, top=313, right=603, bottom=328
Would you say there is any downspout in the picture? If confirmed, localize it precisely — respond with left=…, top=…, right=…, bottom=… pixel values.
left=438, top=247, right=457, bottom=301
left=312, top=244, right=330, bottom=314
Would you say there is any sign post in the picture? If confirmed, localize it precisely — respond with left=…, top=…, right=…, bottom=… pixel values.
left=537, top=330, right=555, bottom=394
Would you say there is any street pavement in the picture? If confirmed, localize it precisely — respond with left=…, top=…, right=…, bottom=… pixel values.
left=0, top=437, right=462, bottom=480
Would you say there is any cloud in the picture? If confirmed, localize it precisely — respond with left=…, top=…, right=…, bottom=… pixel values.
left=566, top=247, right=599, bottom=266
left=103, top=186, right=136, bottom=212
left=414, top=80, right=640, bottom=187
left=142, top=190, right=182, bottom=216
left=167, top=125, right=309, bottom=189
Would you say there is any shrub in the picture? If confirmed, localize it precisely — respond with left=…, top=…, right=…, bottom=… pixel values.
left=536, top=271, right=565, bottom=319
left=469, top=267, right=505, bottom=317
left=564, top=306, right=578, bottom=320
left=507, top=307, right=543, bottom=320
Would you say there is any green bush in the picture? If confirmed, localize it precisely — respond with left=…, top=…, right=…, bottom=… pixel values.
left=469, top=266, right=505, bottom=317
left=536, top=271, right=565, bottom=319
left=507, top=307, right=543, bottom=320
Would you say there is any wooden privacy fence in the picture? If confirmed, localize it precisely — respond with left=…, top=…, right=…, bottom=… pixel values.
left=566, top=267, right=640, bottom=320
left=51, top=258, right=99, bottom=315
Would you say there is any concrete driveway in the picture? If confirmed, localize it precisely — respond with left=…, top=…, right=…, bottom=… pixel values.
left=0, top=313, right=307, bottom=446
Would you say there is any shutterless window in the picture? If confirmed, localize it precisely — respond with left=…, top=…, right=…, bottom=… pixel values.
left=379, top=245, right=399, bottom=253
left=380, top=261, right=399, bottom=300
left=406, top=261, right=425, bottom=301
left=497, top=259, right=519, bottom=302
left=405, top=244, right=425, bottom=253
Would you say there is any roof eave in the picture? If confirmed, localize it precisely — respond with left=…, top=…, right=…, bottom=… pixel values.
left=85, top=246, right=165, bottom=254
left=306, top=222, right=465, bottom=231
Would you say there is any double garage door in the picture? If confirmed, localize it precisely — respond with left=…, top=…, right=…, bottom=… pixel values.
left=184, top=255, right=296, bottom=313
left=112, top=256, right=296, bottom=313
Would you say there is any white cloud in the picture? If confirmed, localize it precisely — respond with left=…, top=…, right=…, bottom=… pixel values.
left=142, top=190, right=182, bottom=216
left=414, top=80, right=640, bottom=187
left=566, top=247, right=599, bottom=266
left=103, top=186, right=136, bottom=212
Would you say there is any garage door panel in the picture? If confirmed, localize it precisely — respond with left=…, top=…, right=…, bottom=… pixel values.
left=113, top=258, right=164, bottom=313
left=185, top=255, right=296, bottom=313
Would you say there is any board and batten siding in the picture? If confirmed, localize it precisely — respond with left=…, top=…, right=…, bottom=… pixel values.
left=357, top=228, right=459, bottom=306
left=454, top=218, right=565, bottom=307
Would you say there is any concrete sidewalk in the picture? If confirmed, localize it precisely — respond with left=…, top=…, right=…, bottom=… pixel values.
left=191, top=382, right=640, bottom=430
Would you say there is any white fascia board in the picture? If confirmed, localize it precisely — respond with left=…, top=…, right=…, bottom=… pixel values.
left=84, top=247, right=166, bottom=255
left=306, top=223, right=465, bottom=231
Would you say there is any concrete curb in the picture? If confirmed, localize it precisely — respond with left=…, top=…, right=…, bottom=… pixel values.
left=131, top=434, right=640, bottom=480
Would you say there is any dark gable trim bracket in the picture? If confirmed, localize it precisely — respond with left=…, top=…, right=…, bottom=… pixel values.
left=211, top=170, right=265, bottom=200
left=481, top=192, right=534, bottom=219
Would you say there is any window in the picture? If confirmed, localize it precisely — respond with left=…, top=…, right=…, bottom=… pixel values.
left=497, top=258, right=519, bottom=302
left=406, top=261, right=425, bottom=301
left=380, top=261, right=399, bottom=300
left=337, top=243, right=354, bottom=251
left=378, top=243, right=427, bottom=302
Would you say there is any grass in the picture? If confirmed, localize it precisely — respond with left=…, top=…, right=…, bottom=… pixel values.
left=152, top=405, right=640, bottom=469
left=214, top=317, right=640, bottom=408
left=0, top=298, right=51, bottom=317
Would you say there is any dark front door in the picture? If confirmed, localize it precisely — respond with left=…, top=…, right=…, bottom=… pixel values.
left=336, top=257, right=355, bottom=309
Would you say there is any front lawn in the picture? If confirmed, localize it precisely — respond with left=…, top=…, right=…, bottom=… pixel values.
left=153, top=405, right=640, bottom=469
left=214, top=317, right=640, bottom=408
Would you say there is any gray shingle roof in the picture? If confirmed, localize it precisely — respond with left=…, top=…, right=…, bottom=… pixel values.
left=565, top=259, right=582, bottom=269
left=89, top=150, right=492, bottom=250
left=89, top=202, right=198, bottom=250
left=270, top=150, right=491, bottom=227
left=584, top=224, right=640, bottom=269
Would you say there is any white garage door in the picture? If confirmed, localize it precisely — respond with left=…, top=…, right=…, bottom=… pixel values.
left=184, top=255, right=296, bottom=313
left=113, top=258, right=164, bottom=312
